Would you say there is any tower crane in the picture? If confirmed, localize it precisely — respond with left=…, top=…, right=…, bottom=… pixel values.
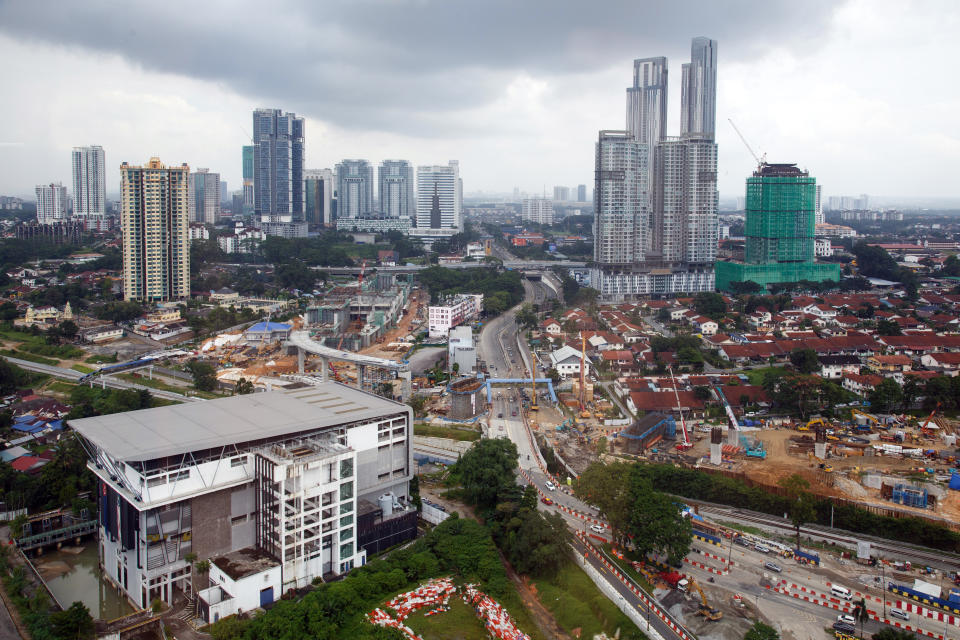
left=668, top=365, right=693, bottom=451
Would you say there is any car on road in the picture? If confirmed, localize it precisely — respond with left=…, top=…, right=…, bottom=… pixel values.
left=734, top=536, right=751, bottom=547
left=540, top=496, right=554, bottom=505
left=754, top=543, right=770, bottom=554
left=836, top=614, right=855, bottom=626
left=764, top=561, right=781, bottom=573
left=545, top=481, right=556, bottom=491
left=498, top=413, right=503, bottom=418
left=590, top=524, right=605, bottom=534
left=511, top=410, right=517, bottom=416
left=832, top=621, right=855, bottom=634
left=890, top=608, right=909, bottom=621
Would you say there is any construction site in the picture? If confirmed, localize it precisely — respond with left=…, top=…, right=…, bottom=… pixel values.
left=203, top=266, right=428, bottom=399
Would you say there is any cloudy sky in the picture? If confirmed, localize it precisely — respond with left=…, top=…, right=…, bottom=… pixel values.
left=0, top=0, right=957, bottom=202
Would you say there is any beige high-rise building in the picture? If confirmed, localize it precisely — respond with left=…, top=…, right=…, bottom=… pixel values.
left=120, top=157, right=191, bottom=302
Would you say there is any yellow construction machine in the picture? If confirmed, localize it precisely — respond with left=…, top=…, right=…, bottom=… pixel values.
left=690, top=578, right=723, bottom=621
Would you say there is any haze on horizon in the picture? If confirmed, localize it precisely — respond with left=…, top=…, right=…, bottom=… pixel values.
left=0, top=0, right=957, bottom=203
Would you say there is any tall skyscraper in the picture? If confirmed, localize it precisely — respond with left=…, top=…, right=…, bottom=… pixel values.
left=304, top=168, right=334, bottom=226
left=120, top=158, right=190, bottom=302
left=593, top=131, right=649, bottom=268
left=242, top=145, right=254, bottom=212
left=188, top=168, right=221, bottom=224
left=626, top=57, right=668, bottom=145
left=522, top=197, right=554, bottom=225
left=815, top=184, right=823, bottom=224
left=335, top=160, right=374, bottom=218
left=71, top=145, right=106, bottom=228
left=553, top=186, right=570, bottom=202
left=416, top=162, right=461, bottom=229
left=715, top=164, right=840, bottom=291
left=680, top=37, right=718, bottom=138
left=576, top=184, right=587, bottom=202
left=35, top=183, right=68, bottom=224
left=252, top=108, right=304, bottom=220
left=378, top=160, right=415, bottom=218
left=593, top=38, right=719, bottom=300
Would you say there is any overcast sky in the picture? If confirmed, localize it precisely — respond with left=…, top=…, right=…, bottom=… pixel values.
left=1, top=0, right=957, bottom=202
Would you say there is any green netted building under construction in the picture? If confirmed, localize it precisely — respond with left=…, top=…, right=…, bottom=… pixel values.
left=715, top=163, right=840, bottom=291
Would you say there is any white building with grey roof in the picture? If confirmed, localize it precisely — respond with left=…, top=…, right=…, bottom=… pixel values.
left=69, top=383, right=416, bottom=618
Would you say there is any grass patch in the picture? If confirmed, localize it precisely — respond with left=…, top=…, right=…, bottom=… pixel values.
left=718, top=520, right=765, bottom=537
left=70, top=364, right=95, bottom=373
left=532, top=559, right=643, bottom=639
left=414, top=424, right=481, bottom=441
left=46, top=381, right=76, bottom=394
left=85, top=353, right=118, bottom=364
left=116, top=373, right=223, bottom=399
left=1, top=350, right=59, bottom=366
left=405, top=595, right=491, bottom=640
left=744, top=366, right=788, bottom=386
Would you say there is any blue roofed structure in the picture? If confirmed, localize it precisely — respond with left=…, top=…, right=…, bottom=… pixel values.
left=244, top=321, right=293, bottom=345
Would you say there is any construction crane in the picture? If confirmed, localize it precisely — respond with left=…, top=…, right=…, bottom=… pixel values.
left=920, top=401, right=941, bottom=436
left=687, top=577, right=723, bottom=621
left=668, top=365, right=693, bottom=451
left=529, top=355, right=539, bottom=412
left=712, top=385, right=741, bottom=432
left=579, top=334, right=590, bottom=419
left=728, top=118, right=766, bottom=169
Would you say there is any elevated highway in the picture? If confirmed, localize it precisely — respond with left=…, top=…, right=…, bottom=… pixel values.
left=286, top=330, right=412, bottom=400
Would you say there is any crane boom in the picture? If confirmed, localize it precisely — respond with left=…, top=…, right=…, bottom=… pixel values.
left=727, top=118, right=764, bottom=167
left=668, top=365, right=691, bottom=448
left=713, top=384, right=740, bottom=431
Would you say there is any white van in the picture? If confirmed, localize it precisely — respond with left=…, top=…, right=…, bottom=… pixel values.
left=890, top=608, right=910, bottom=621
left=831, top=585, right=852, bottom=600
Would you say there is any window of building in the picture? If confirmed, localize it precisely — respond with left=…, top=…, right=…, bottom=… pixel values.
left=339, top=527, right=353, bottom=542
left=340, top=458, right=353, bottom=479
left=339, top=502, right=352, bottom=515
left=231, top=515, right=246, bottom=526
left=339, top=481, right=353, bottom=501
left=230, top=455, right=247, bottom=468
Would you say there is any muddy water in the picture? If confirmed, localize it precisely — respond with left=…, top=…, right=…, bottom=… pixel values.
left=33, top=544, right=134, bottom=620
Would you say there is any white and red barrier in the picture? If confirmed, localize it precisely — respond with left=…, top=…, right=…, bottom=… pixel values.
left=575, top=530, right=692, bottom=640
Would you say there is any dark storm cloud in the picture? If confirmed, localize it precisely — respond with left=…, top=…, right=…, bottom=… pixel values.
left=0, top=0, right=839, bottom=136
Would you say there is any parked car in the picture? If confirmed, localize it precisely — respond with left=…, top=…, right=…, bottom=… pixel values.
left=832, top=621, right=855, bottom=634
left=498, top=413, right=503, bottom=418
left=836, top=614, right=856, bottom=626
left=764, top=562, right=782, bottom=573
left=734, top=536, right=751, bottom=547
left=754, top=543, right=770, bottom=554
left=545, top=481, right=556, bottom=491
left=540, top=496, right=554, bottom=506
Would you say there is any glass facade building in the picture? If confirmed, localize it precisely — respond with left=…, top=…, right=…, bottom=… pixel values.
left=252, top=109, right=304, bottom=220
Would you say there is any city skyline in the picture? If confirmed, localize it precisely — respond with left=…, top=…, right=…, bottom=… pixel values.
left=0, top=2, right=956, bottom=201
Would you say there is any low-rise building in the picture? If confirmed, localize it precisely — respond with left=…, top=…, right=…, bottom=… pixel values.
left=842, top=372, right=883, bottom=396
left=20, top=302, right=72, bottom=327
left=548, top=345, right=589, bottom=379
left=919, top=351, right=960, bottom=375
left=80, top=325, right=124, bottom=343
left=867, top=354, right=912, bottom=374
left=818, top=355, right=861, bottom=379
left=244, top=321, right=292, bottom=345
left=448, top=325, right=476, bottom=374
left=428, top=294, right=483, bottom=338
left=69, top=384, right=416, bottom=613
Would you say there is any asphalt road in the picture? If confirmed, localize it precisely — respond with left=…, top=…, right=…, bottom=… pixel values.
left=3, top=355, right=200, bottom=402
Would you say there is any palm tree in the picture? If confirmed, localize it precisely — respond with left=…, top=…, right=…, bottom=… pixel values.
left=853, top=597, right=869, bottom=639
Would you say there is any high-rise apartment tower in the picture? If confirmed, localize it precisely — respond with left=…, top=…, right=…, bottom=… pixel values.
left=188, top=168, right=221, bottom=225
left=304, top=169, right=334, bottom=226
left=71, top=146, right=106, bottom=227
left=378, top=160, right=415, bottom=218
left=336, top=160, right=374, bottom=218
left=120, top=158, right=190, bottom=302
left=416, top=162, right=461, bottom=229
left=252, top=109, right=304, bottom=220
left=680, top=37, right=717, bottom=138
left=35, top=183, right=68, bottom=224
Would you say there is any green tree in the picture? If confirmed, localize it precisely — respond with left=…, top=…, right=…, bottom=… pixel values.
left=50, top=601, right=95, bottom=639
left=869, top=378, right=903, bottom=413
left=871, top=628, right=920, bottom=640
left=853, top=596, right=870, bottom=639
left=876, top=318, right=903, bottom=336
left=0, top=359, right=29, bottom=394
left=408, top=475, right=422, bottom=510
left=187, top=360, right=217, bottom=392
left=574, top=461, right=635, bottom=545
left=778, top=473, right=815, bottom=551
left=515, top=303, right=538, bottom=330
left=59, top=319, right=79, bottom=340
left=693, top=292, right=726, bottom=319
left=789, top=348, right=820, bottom=374
left=627, top=471, right=692, bottom=564
left=234, top=377, right=254, bottom=395
left=744, top=621, right=780, bottom=640
left=456, top=438, right=519, bottom=509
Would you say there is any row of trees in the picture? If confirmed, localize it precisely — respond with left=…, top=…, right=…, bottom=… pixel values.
left=455, top=438, right=571, bottom=579
left=574, top=461, right=692, bottom=564
left=417, top=266, right=524, bottom=316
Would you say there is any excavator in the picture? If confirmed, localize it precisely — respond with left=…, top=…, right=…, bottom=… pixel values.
left=688, top=577, right=723, bottom=621
left=800, top=417, right=828, bottom=432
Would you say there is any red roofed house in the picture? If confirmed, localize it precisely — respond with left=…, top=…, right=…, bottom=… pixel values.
left=920, top=352, right=960, bottom=375
left=867, top=354, right=913, bottom=374
left=11, top=456, right=48, bottom=474
left=842, top=373, right=883, bottom=396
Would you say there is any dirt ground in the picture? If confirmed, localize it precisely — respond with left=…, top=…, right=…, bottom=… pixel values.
left=360, top=290, right=427, bottom=361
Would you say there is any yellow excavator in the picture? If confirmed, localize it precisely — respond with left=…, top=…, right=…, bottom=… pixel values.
left=800, top=417, right=828, bottom=432
left=690, top=578, right=723, bottom=621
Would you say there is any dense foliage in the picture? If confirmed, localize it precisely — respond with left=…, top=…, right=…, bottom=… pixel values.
left=209, top=516, right=514, bottom=640
left=575, top=462, right=692, bottom=564
left=851, top=241, right=919, bottom=298
left=417, top=266, right=523, bottom=315
left=633, top=463, right=960, bottom=552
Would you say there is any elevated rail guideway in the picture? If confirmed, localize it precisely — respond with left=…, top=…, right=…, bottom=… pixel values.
left=286, top=330, right=412, bottom=401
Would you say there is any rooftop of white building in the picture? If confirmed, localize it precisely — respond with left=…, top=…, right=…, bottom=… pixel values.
left=69, top=383, right=408, bottom=463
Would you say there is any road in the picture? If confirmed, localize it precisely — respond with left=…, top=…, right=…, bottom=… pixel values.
left=3, top=355, right=200, bottom=403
